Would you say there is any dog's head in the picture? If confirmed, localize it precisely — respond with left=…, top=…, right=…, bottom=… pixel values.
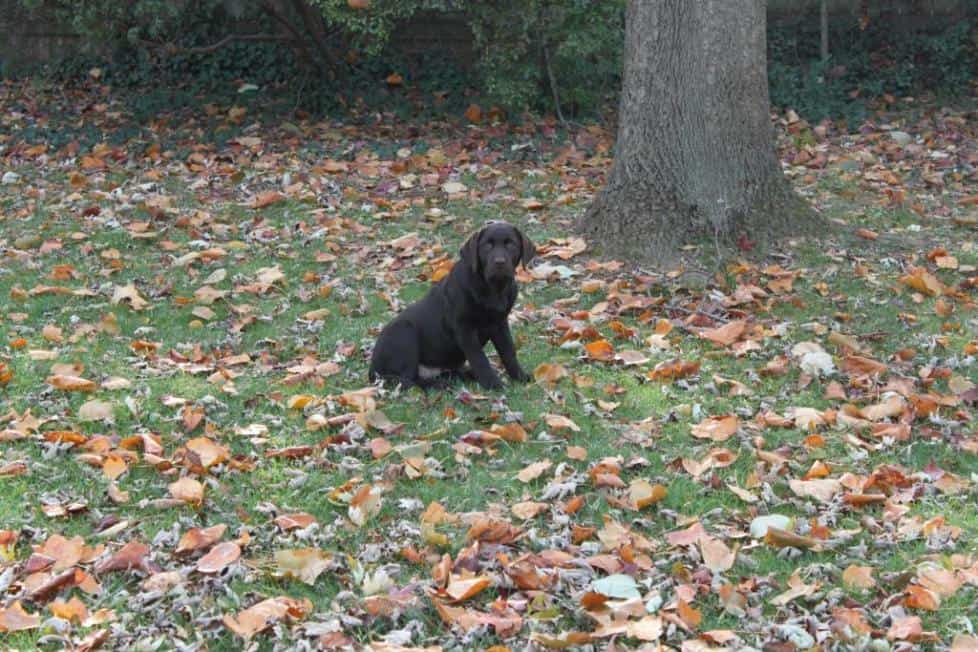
left=460, top=221, right=535, bottom=285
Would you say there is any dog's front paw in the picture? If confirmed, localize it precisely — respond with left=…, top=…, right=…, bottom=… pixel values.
left=513, top=368, right=532, bottom=383
left=478, top=374, right=504, bottom=391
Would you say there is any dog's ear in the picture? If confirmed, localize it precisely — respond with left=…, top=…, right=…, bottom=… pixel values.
left=460, top=227, right=485, bottom=275
left=515, top=227, right=536, bottom=268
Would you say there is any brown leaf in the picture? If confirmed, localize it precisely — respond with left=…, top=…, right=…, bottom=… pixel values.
left=666, top=521, right=709, bottom=547
left=38, top=534, right=87, bottom=571
left=464, top=104, right=482, bottom=123
left=675, top=598, right=702, bottom=629
left=253, top=190, right=285, bottom=209
left=691, top=415, right=739, bottom=441
left=274, top=513, right=317, bottom=531
left=887, top=615, right=925, bottom=641
left=96, top=541, right=151, bottom=575
left=0, top=601, right=41, bottom=632
left=175, top=524, right=227, bottom=555
left=788, top=477, right=841, bottom=503
left=700, top=536, right=736, bottom=574
left=223, top=597, right=312, bottom=640
left=516, top=460, right=552, bottom=483
left=534, top=362, right=569, bottom=385
left=842, top=564, right=876, bottom=590
left=46, top=374, right=97, bottom=392
left=168, top=476, right=205, bottom=506
left=196, top=542, right=241, bottom=574
left=899, top=267, right=944, bottom=297
left=770, top=570, right=820, bottom=606
left=841, top=355, right=887, bottom=376
left=952, top=635, right=978, bottom=652
left=764, top=527, right=823, bottom=551
left=348, top=484, right=383, bottom=527
left=698, top=319, right=747, bottom=346
left=511, top=501, right=549, bottom=520
left=544, top=414, right=580, bottom=432
left=185, top=436, right=230, bottom=469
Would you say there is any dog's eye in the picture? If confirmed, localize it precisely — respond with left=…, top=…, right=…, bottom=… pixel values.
left=504, top=239, right=516, bottom=248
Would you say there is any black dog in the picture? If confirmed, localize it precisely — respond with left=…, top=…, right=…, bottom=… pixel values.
left=369, top=221, right=535, bottom=390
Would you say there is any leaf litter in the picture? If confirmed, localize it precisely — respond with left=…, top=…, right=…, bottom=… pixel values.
left=0, top=80, right=977, bottom=649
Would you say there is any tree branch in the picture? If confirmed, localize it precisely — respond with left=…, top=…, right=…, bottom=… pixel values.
left=542, top=41, right=568, bottom=129
left=146, top=33, right=291, bottom=56
left=258, top=0, right=320, bottom=72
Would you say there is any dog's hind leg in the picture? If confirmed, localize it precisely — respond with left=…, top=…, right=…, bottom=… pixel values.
left=369, top=321, right=423, bottom=390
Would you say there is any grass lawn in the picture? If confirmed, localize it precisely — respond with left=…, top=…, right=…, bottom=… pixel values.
left=1, top=80, right=978, bottom=650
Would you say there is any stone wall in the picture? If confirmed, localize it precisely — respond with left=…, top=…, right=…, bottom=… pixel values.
left=0, top=2, right=85, bottom=73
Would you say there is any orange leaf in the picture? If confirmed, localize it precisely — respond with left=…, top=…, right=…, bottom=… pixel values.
left=764, top=527, right=823, bottom=551
left=698, top=320, right=747, bottom=346
left=176, top=524, right=227, bottom=555
left=677, top=598, right=702, bottom=628
left=899, top=267, right=944, bottom=297
left=101, top=454, right=127, bottom=481
left=490, top=422, right=527, bottom=442
left=253, top=191, right=285, bottom=209
left=647, top=359, right=700, bottom=381
left=464, top=104, right=482, bottom=123
left=46, top=374, right=97, bottom=392
left=48, top=596, right=88, bottom=623
left=445, top=575, right=492, bottom=602
left=584, top=339, right=615, bottom=361
left=628, top=479, right=667, bottom=509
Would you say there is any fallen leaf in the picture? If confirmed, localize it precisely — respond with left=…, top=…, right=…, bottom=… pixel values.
left=196, top=542, right=241, bottom=574
left=223, top=597, right=312, bottom=640
left=0, top=601, right=40, bottom=632
left=175, top=524, right=227, bottom=555
left=842, top=564, right=876, bottom=590
left=168, top=477, right=205, bottom=505
left=274, top=548, right=332, bottom=585
left=691, top=415, right=739, bottom=441
left=517, top=460, right=552, bottom=483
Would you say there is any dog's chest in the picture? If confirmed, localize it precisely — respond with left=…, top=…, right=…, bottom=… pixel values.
left=467, top=288, right=514, bottom=317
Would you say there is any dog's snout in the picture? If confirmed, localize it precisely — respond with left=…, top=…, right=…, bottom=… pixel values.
left=491, top=255, right=508, bottom=267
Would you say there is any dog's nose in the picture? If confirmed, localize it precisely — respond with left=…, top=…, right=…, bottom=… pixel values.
left=492, top=256, right=508, bottom=267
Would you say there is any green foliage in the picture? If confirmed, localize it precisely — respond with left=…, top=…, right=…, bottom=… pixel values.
left=18, top=0, right=623, bottom=118
left=768, top=15, right=978, bottom=125
left=469, top=0, right=624, bottom=115
left=15, top=1, right=978, bottom=122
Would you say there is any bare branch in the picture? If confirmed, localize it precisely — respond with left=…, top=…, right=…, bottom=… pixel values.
left=144, top=33, right=291, bottom=56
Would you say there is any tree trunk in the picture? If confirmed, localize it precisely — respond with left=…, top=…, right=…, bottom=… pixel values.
left=579, top=0, right=821, bottom=264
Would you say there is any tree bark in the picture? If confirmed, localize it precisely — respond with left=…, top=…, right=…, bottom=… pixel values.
left=579, top=0, right=821, bottom=264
